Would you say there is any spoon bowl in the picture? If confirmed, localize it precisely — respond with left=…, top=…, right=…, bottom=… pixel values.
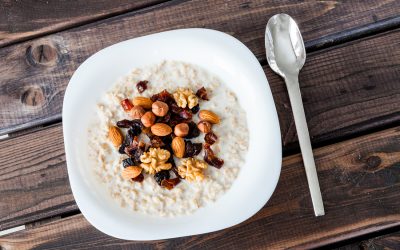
left=265, top=13, right=306, bottom=78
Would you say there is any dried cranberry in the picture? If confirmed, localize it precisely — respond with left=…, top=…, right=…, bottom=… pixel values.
left=154, top=170, right=170, bottom=185
left=122, top=158, right=135, bottom=168
left=184, top=141, right=202, bottom=157
left=151, top=89, right=174, bottom=104
left=196, top=87, right=209, bottom=100
left=170, top=103, right=183, bottom=114
left=204, top=132, right=218, bottom=145
left=204, top=144, right=224, bottom=168
left=136, top=80, right=148, bottom=93
left=191, top=104, right=200, bottom=114
left=120, top=99, right=134, bottom=111
left=132, top=173, right=144, bottom=182
left=186, top=121, right=200, bottom=139
left=179, top=109, right=192, bottom=121
left=161, top=178, right=181, bottom=190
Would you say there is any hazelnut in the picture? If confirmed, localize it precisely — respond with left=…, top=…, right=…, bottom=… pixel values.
left=129, top=106, right=145, bottom=119
left=152, top=101, right=169, bottom=117
left=174, top=123, right=189, bottom=137
left=197, top=121, right=212, bottom=133
left=141, top=111, right=156, bottom=127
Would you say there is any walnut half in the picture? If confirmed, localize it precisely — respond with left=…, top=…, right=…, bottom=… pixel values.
left=173, top=88, right=199, bottom=109
left=140, top=148, right=172, bottom=174
left=177, top=158, right=208, bottom=182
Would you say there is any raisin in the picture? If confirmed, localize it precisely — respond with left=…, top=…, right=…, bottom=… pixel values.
left=154, top=170, right=170, bottom=185
left=161, top=178, right=181, bottom=190
left=186, top=121, right=200, bottom=139
left=136, top=80, right=148, bottom=93
left=156, top=111, right=171, bottom=123
left=118, top=144, right=127, bottom=154
left=128, top=123, right=142, bottom=137
left=179, top=109, right=192, bottom=121
left=196, top=87, right=209, bottom=100
left=116, top=119, right=142, bottom=129
left=132, top=173, right=144, bottom=182
left=184, top=141, right=202, bottom=157
left=204, top=143, right=224, bottom=168
left=149, top=135, right=165, bottom=148
left=191, top=104, right=200, bottom=114
left=204, top=132, right=218, bottom=145
left=122, top=158, right=135, bottom=168
left=120, top=99, right=134, bottom=111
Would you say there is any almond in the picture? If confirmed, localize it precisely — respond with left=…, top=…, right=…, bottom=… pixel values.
left=198, top=110, right=220, bottom=124
left=132, top=97, right=153, bottom=109
left=121, top=166, right=142, bottom=180
left=108, top=126, right=123, bottom=146
left=151, top=123, right=172, bottom=136
left=172, top=137, right=185, bottom=158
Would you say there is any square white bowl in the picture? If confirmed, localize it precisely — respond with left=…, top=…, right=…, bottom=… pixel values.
left=63, top=28, right=281, bottom=240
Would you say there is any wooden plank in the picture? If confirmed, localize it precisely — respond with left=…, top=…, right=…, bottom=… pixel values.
left=0, top=124, right=77, bottom=231
left=1, top=0, right=400, bottom=135
left=335, top=230, right=400, bottom=249
left=1, top=126, right=399, bottom=249
left=0, top=0, right=167, bottom=47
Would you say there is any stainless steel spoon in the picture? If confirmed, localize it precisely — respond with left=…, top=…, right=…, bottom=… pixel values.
left=265, top=13, right=325, bottom=216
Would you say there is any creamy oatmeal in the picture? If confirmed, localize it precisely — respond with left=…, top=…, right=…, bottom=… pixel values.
left=88, top=61, right=249, bottom=217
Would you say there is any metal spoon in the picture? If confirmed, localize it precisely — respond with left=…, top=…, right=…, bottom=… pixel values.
left=265, top=13, right=325, bottom=216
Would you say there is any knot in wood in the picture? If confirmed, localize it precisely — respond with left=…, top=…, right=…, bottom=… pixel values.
left=21, top=86, right=45, bottom=106
left=365, top=155, right=382, bottom=171
left=26, top=44, right=58, bottom=66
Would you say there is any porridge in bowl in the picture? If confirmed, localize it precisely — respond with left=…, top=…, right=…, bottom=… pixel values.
left=88, top=61, right=249, bottom=217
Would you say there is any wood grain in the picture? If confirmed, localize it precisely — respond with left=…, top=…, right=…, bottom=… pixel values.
left=1, top=125, right=399, bottom=248
left=0, top=0, right=166, bottom=47
left=1, top=0, right=400, bottom=135
left=335, top=230, right=400, bottom=249
left=0, top=125, right=76, bottom=231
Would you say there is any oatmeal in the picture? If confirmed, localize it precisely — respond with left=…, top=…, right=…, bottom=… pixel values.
left=88, top=61, right=249, bottom=217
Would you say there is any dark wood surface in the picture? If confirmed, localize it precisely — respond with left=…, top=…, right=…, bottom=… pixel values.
left=0, top=0, right=166, bottom=47
left=1, top=0, right=400, bottom=249
left=1, top=127, right=399, bottom=249
left=1, top=0, right=400, bottom=135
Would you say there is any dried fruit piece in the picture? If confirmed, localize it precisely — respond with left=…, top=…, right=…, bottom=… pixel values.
left=136, top=80, right=148, bottom=93
left=120, top=99, right=134, bottom=111
left=118, top=144, right=127, bottom=154
left=141, top=111, right=156, bottom=127
left=151, top=123, right=172, bottom=136
left=172, top=137, right=185, bottom=158
left=186, top=121, right=200, bottom=139
left=191, top=104, right=200, bottom=114
left=198, top=110, right=220, bottom=124
left=122, top=158, right=135, bottom=168
left=132, top=173, right=144, bottom=182
left=151, top=89, right=175, bottom=105
left=179, top=109, right=192, bottom=121
left=108, top=126, right=123, bottom=146
left=154, top=170, right=170, bottom=185
left=132, top=97, right=153, bottom=109
left=184, top=141, right=202, bottom=157
left=204, top=132, right=218, bottom=145
left=196, top=87, right=209, bottom=100
left=156, top=111, right=171, bottom=123
left=204, top=143, right=224, bottom=168
left=152, top=101, right=169, bottom=117
left=174, top=123, right=189, bottom=137
left=149, top=135, right=165, bottom=148
left=116, top=119, right=143, bottom=129
left=129, top=106, right=145, bottom=119
left=121, top=166, right=142, bottom=180
left=161, top=178, right=181, bottom=190
left=197, top=121, right=212, bottom=133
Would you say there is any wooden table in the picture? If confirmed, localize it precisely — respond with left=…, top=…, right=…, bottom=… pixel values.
left=0, top=1, right=399, bottom=249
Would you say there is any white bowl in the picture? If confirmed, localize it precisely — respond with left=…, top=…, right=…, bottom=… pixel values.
left=63, top=28, right=281, bottom=240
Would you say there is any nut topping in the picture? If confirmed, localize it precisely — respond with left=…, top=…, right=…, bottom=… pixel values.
left=174, top=123, right=189, bottom=137
left=152, top=101, right=169, bottom=117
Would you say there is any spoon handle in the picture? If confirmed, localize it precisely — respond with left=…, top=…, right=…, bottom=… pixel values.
left=285, top=74, right=325, bottom=216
